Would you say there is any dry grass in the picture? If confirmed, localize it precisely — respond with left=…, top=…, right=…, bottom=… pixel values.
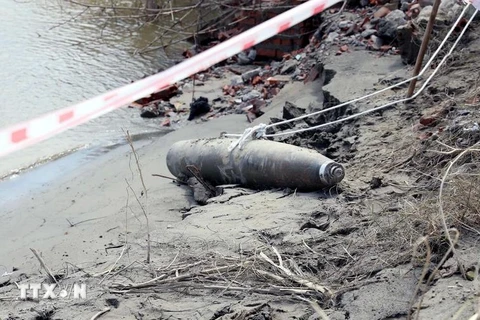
left=388, top=132, right=480, bottom=318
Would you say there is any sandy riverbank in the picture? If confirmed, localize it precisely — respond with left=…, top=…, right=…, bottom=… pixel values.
left=1, top=23, right=480, bottom=319
left=0, top=48, right=409, bottom=318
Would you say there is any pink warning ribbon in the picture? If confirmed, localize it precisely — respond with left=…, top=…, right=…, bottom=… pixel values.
left=0, top=0, right=342, bottom=158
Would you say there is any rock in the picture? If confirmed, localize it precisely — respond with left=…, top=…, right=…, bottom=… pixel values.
left=361, top=29, right=377, bottom=38
left=325, top=31, right=340, bottom=43
left=380, top=45, right=393, bottom=52
left=182, top=82, right=193, bottom=91
left=295, top=53, right=305, bottom=60
left=242, top=90, right=261, bottom=102
left=343, top=136, right=357, bottom=146
left=252, top=98, right=266, bottom=110
left=438, top=0, right=464, bottom=23
left=415, top=5, right=434, bottom=25
left=241, top=68, right=261, bottom=83
left=420, top=107, right=449, bottom=126
left=162, top=118, right=171, bottom=127
left=283, top=101, right=306, bottom=120
left=374, top=6, right=391, bottom=18
left=252, top=76, right=263, bottom=85
left=370, top=35, right=383, bottom=50
left=370, top=17, right=380, bottom=26
left=268, top=87, right=281, bottom=97
left=230, top=75, right=244, bottom=86
left=280, top=60, right=299, bottom=74
left=269, top=117, right=294, bottom=131
left=266, top=75, right=291, bottom=85
left=377, top=19, right=399, bottom=41
left=407, top=3, right=422, bottom=19
left=416, top=2, right=461, bottom=27
left=304, top=64, right=322, bottom=84
left=246, top=111, right=257, bottom=122
left=270, top=61, right=282, bottom=72
left=386, top=9, right=408, bottom=26
left=378, top=10, right=407, bottom=41
left=187, top=177, right=212, bottom=205
left=370, top=176, right=383, bottom=189
left=397, top=24, right=421, bottom=65
left=338, top=20, right=353, bottom=29
left=344, top=23, right=357, bottom=37
left=140, top=105, right=163, bottom=118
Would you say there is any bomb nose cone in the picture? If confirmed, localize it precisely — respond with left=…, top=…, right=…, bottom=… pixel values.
left=318, top=161, right=345, bottom=186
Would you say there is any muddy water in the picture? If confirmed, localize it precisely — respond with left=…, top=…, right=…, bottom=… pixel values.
left=0, top=0, right=187, bottom=178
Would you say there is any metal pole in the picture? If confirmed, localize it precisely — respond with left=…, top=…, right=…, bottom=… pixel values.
left=406, top=0, right=442, bottom=98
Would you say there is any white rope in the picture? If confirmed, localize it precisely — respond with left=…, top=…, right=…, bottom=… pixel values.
left=228, top=123, right=267, bottom=151
left=264, top=4, right=471, bottom=131
left=264, top=7, right=477, bottom=137
left=223, top=4, right=471, bottom=140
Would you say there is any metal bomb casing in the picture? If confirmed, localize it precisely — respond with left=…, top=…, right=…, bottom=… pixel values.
left=166, top=138, right=345, bottom=191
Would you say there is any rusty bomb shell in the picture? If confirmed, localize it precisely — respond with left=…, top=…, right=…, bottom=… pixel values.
left=166, top=138, right=345, bottom=191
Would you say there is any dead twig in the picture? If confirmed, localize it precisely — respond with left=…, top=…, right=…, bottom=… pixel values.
left=152, top=173, right=187, bottom=184
left=125, top=130, right=151, bottom=264
left=438, top=143, right=480, bottom=277
left=90, top=308, right=111, bottom=320
left=30, top=249, right=59, bottom=285
left=407, top=236, right=432, bottom=320
left=66, top=216, right=107, bottom=227
left=112, top=261, right=252, bottom=290
left=97, top=245, right=128, bottom=284
left=186, top=165, right=218, bottom=196
left=259, top=246, right=332, bottom=297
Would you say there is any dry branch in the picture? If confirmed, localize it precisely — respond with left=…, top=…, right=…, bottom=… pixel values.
left=90, top=308, right=111, bottom=320
left=30, top=248, right=59, bottom=285
left=259, top=247, right=332, bottom=297
left=125, top=130, right=151, bottom=264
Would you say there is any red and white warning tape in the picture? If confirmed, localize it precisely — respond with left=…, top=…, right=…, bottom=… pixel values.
left=0, top=0, right=342, bottom=158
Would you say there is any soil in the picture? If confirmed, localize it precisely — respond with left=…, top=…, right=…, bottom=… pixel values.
left=1, top=18, right=480, bottom=320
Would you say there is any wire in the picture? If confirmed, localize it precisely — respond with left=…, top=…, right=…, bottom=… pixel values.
left=223, top=4, right=472, bottom=140
left=263, top=7, right=477, bottom=138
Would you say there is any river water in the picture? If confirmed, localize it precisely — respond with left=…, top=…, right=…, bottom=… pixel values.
left=0, top=0, right=184, bottom=178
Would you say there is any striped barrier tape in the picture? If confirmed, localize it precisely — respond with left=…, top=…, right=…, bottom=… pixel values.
left=0, top=0, right=342, bottom=158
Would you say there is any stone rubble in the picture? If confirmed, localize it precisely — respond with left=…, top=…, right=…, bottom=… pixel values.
left=129, top=0, right=468, bottom=125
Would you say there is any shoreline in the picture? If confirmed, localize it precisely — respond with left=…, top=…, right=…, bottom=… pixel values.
left=0, top=130, right=173, bottom=210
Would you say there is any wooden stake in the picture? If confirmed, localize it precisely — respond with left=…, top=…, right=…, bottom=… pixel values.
left=406, top=0, right=442, bottom=98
